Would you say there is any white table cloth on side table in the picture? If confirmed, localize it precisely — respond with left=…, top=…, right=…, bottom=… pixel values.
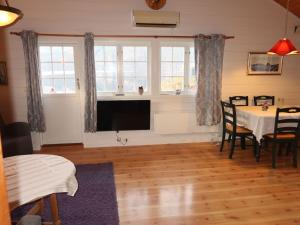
left=236, top=106, right=300, bottom=141
left=4, top=154, right=78, bottom=225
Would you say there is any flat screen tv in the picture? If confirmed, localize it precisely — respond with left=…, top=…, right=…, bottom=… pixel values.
left=97, top=100, right=150, bottom=131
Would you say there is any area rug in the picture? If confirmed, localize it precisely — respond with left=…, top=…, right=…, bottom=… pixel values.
left=12, top=163, right=120, bottom=225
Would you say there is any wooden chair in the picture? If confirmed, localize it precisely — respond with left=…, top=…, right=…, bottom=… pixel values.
left=253, top=95, right=275, bottom=106
left=220, top=101, right=257, bottom=159
left=258, top=107, right=300, bottom=168
left=229, top=96, right=248, bottom=106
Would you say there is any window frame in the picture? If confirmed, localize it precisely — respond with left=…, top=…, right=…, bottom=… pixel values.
left=159, top=41, right=195, bottom=95
left=94, top=40, right=152, bottom=96
left=38, top=41, right=79, bottom=96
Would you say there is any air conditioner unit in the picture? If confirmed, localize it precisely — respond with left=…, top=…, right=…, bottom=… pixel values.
left=132, top=10, right=180, bottom=28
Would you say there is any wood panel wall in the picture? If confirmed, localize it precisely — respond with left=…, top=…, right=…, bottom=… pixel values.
left=274, top=0, right=300, bottom=18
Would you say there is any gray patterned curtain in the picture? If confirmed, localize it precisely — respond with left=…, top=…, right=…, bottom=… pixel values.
left=20, top=30, right=46, bottom=132
left=195, top=34, right=225, bottom=126
left=84, top=33, right=97, bottom=132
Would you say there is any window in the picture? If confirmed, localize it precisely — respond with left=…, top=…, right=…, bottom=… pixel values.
left=160, top=44, right=196, bottom=93
left=94, top=43, right=149, bottom=94
left=123, top=46, right=148, bottom=92
left=39, top=46, right=76, bottom=94
left=94, top=46, right=118, bottom=93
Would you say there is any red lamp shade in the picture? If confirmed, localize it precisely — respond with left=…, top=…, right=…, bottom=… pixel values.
left=268, top=38, right=299, bottom=56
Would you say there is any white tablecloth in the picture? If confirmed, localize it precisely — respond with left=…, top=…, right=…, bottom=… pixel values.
left=4, top=154, right=78, bottom=210
left=236, top=106, right=300, bottom=141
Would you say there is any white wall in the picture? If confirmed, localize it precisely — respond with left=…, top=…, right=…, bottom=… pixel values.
left=2, top=0, right=300, bottom=149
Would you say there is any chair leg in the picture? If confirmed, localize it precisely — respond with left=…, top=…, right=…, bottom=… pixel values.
left=229, top=135, right=236, bottom=159
left=272, top=143, right=277, bottom=169
left=293, top=142, right=298, bottom=168
left=241, top=137, right=246, bottom=150
left=220, top=131, right=226, bottom=152
left=252, top=136, right=257, bottom=158
left=227, top=134, right=232, bottom=143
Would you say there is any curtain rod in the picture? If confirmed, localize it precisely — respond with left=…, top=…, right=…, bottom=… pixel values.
left=10, top=32, right=234, bottom=39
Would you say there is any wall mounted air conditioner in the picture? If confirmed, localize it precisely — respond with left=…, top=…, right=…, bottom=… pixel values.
left=132, top=10, right=180, bottom=28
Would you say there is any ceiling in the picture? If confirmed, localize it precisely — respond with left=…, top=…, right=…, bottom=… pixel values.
left=274, top=0, right=300, bottom=18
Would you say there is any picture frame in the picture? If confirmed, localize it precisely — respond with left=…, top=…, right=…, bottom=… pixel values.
left=0, top=61, right=8, bottom=85
left=247, top=52, right=283, bottom=75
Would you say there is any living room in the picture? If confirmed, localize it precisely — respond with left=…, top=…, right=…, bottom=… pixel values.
left=1, top=0, right=300, bottom=225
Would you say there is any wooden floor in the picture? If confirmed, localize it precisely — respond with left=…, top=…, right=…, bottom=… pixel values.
left=41, top=142, right=300, bottom=225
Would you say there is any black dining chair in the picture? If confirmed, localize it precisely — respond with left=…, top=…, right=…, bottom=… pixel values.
left=257, top=107, right=300, bottom=168
left=220, top=101, right=257, bottom=159
left=229, top=96, right=249, bottom=106
left=253, top=95, right=275, bottom=106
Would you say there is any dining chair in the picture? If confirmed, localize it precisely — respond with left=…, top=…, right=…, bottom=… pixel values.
left=229, top=96, right=249, bottom=106
left=220, top=101, right=257, bottom=159
left=258, top=107, right=300, bottom=168
left=253, top=95, right=275, bottom=106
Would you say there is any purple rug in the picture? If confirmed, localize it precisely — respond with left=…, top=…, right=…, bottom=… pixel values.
left=12, top=163, right=120, bottom=225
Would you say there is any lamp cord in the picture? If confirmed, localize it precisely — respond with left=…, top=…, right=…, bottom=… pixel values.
left=4, top=0, right=10, bottom=6
left=284, top=0, right=290, bottom=37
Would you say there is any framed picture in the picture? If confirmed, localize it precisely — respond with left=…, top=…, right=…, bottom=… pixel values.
left=0, top=61, right=8, bottom=85
left=247, top=52, right=283, bottom=75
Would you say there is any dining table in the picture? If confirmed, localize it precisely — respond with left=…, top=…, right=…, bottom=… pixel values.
left=236, top=105, right=300, bottom=142
left=4, top=154, right=78, bottom=225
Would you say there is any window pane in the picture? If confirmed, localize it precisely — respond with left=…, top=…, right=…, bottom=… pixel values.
left=161, top=62, right=172, bottom=76
left=53, top=79, right=65, bottom=93
left=161, top=47, right=172, bottom=61
left=42, top=79, right=53, bottom=94
left=64, top=63, right=75, bottom=75
left=161, top=76, right=184, bottom=92
left=105, top=46, right=117, bottom=61
left=135, top=62, right=147, bottom=77
left=173, top=47, right=184, bottom=61
left=40, top=63, right=52, bottom=76
left=52, top=47, right=63, bottom=62
left=39, top=46, right=76, bottom=94
left=94, top=46, right=104, bottom=61
left=123, top=62, right=135, bottom=77
left=105, top=62, right=117, bottom=77
left=40, top=47, right=51, bottom=62
left=65, top=78, right=76, bottom=93
left=123, top=77, right=136, bottom=92
left=135, top=47, right=147, bottom=61
left=96, top=77, right=117, bottom=92
left=123, top=47, right=134, bottom=61
left=53, top=63, right=64, bottom=76
left=63, top=47, right=74, bottom=62
left=173, top=62, right=184, bottom=76
left=190, top=47, right=195, bottom=62
left=95, top=62, right=105, bottom=76
left=136, top=78, right=147, bottom=90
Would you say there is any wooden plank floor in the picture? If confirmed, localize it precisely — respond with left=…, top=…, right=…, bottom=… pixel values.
left=41, top=142, right=300, bottom=225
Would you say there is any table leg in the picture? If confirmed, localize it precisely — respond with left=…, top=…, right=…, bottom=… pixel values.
left=49, top=194, right=61, bottom=225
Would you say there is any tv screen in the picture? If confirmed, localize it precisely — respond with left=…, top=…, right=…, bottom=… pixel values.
left=97, top=100, right=150, bottom=131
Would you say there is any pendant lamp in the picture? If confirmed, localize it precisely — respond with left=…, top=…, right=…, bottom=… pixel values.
left=0, top=0, right=23, bottom=27
left=268, top=0, right=299, bottom=56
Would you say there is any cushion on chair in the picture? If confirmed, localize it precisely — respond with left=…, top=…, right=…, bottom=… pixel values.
left=17, top=215, right=42, bottom=225
left=226, top=124, right=253, bottom=134
left=264, top=133, right=296, bottom=140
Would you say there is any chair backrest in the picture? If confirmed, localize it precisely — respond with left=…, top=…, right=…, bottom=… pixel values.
left=254, top=95, right=275, bottom=106
left=221, top=101, right=237, bottom=132
left=273, top=107, right=300, bottom=139
left=229, top=96, right=248, bottom=106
